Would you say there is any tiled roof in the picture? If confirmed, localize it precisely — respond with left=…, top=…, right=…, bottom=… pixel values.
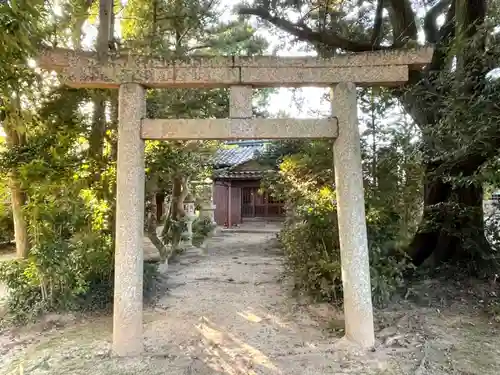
left=212, top=143, right=265, bottom=167
left=213, top=170, right=265, bottom=179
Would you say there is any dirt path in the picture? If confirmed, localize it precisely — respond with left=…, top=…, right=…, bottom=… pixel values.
left=1, top=230, right=500, bottom=374
left=141, top=230, right=385, bottom=374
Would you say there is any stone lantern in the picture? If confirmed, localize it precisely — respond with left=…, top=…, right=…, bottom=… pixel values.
left=198, top=178, right=217, bottom=235
left=181, top=191, right=196, bottom=248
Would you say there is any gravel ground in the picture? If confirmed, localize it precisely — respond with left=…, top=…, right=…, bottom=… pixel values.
left=1, top=231, right=392, bottom=375
left=140, top=231, right=389, bottom=375
left=1, top=230, right=500, bottom=375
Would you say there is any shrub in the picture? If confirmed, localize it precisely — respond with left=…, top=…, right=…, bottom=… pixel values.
left=0, top=183, right=14, bottom=244
left=0, top=206, right=14, bottom=244
left=192, top=216, right=216, bottom=247
left=278, top=197, right=413, bottom=308
left=262, top=138, right=420, bottom=308
left=278, top=201, right=342, bottom=303
left=0, top=238, right=158, bottom=323
left=0, top=186, right=159, bottom=323
left=0, top=233, right=112, bottom=322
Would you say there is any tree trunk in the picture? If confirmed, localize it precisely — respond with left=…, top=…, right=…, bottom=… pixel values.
left=408, top=161, right=489, bottom=268
left=161, top=177, right=183, bottom=250
left=90, top=92, right=106, bottom=177
left=9, top=175, right=29, bottom=258
left=408, top=0, right=488, bottom=269
left=89, top=0, right=114, bottom=183
left=3, top=98, right=30, bottom=258
left=161, top=176, right=189, bottom=251
left=237, top=0, right=492, bottom=270
left=146, top=191, right=169, bottom=260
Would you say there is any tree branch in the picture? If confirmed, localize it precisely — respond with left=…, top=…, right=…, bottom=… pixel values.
left=433, top=133, right=500, bottom=178
left=428, top=1, right=456, bottom=72
left=386, top=0, right=418, bottom=45
left=238, top=6, right=390, bottom=52
left=423, top=0, right=451, bottom=44
left=371, top=0, right=385, bottom=46
left=432, top=89, right=500, bottom=177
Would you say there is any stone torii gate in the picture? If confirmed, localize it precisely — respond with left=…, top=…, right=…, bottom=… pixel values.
left=39, top=47, right=432, bottom=357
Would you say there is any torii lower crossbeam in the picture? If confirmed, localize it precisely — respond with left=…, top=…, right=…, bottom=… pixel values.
left=141, top=118, right=339, bottom=140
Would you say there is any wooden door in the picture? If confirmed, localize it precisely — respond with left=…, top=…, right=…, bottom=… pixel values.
left=241, top=187, right=255, bottom=217
left=241, top=187, right=285, bottom=218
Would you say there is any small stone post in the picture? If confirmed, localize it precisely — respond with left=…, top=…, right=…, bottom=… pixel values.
left=331, top=82, right=375, bottom=348
left=113, top=83, right=146, bottom=356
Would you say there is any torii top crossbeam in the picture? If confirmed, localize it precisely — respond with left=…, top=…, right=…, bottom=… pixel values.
left=37, top=47, right=433, bottom=89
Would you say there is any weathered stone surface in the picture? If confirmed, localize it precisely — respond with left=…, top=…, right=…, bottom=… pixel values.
left=39, top=46, right=433, bottom=69
left=37, top=47, right=431, bottom=88
left=141, top=118, right=338, bottom=140
left=331, top=82, right=375, bottom=348
left=173, top=67, right=239, bottom=87
left=59, top=66, right=240, bottom=88
left=56, top=65, right=408, bottom=88
left=230, top=86, right=253, bottom=118
left=113, top=83, right=146, bottom=357
left=241, top=66, right=408, bottom=87
left=234, top=47, right=433, bottom=67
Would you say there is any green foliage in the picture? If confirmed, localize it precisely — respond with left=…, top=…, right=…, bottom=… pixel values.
left=0, top=0, right=47, bottom=94
left=0, top=171, right=158, bottom=321
left=277, top=199, right=342, bottom=303
left=161, top=216, right=187, bottom=249
left=0, top=160, right=113, bottom=322
left=412, top=38, right=500, bottom=188
left=0, top=0, right=260, bottom=322
left=361, top=99, right=424, bottom=242
left=192, top=216, right=216, bottom=247
left=0, top=208, right=14, bottom=244
left=0, top=235, right=112, bottom=321
left=263, top=90, right=421, bottom=306
left=0, top=248, right=158, bottom=323
left=276, top=174, right=413, bottom=307
left=0, top=180, right=14, bottom=243
left=146, top=141, right=216, bottom=190
left=121, top=0, right=267, bottom=56
left=402, top=31, right=500, bottom=268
